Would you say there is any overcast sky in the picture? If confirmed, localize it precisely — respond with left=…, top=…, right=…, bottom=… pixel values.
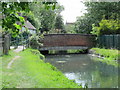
left=57, top=0, right=87, bottom=23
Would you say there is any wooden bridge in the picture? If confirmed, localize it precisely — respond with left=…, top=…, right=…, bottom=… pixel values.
left=39, top=34, right=96, bottom=51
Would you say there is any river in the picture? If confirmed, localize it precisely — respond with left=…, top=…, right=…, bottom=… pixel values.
left=45, top=54, right=119, bottom=88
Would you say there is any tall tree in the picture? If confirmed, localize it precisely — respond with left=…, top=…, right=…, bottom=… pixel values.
left=2, top=2, right=30, bottom=37
left=84, top=2, right=120, bottom=24
left=28, top=1, right=64, bottom=34
left=74, top=15, right=92, bottom=34
left=54, top=15, right=64, bottom=33
left=74, top=1, right=120, bottom=34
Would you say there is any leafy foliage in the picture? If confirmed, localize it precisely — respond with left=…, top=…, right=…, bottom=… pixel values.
left=91, top=19, right=120, bottom=36
left=2, top=1, right=63, bottom=37
left=29, top=35, right=43, bottom=49
left=55, top=15, right=64, bottom=30
left=74, top=2, right=120, bottom=34
left=54, top=15, right=65, bottom=33
left=65, top=23, right=75, bottom=34
left=74, top=15, right=92, bottom=34
left=27, top=1, right=64, bottom=34
left=2, top=2, right=30, bottom=37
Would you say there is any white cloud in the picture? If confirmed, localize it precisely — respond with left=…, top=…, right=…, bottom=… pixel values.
left=57, top=0, right=87, bottom=23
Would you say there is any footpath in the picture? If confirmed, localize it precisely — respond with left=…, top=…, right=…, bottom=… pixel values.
left=7, top=46, right=25, bottom=69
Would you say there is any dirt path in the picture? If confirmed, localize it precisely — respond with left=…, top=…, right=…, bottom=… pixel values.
left=13, top=46, right=25, bottom=53
left=7, top=46, right=25, bottom=69
left=7, top=56, right=20, bottom=69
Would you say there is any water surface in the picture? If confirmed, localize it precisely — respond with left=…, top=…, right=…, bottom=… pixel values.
left=45, top=54, right=118, bottom=88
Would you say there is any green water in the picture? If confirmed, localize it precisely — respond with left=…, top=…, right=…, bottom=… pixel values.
left=45, top=54, right=119, bottom=88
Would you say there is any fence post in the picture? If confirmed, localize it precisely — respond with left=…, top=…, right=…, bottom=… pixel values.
left=3, top=35, right=10, bottom=55
left=112, top=35, right=114, bottom=49
left=0, top=34, right=3, bottom=56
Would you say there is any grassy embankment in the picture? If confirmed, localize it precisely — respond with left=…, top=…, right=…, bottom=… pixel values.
left=91, top=48, right=120, bottom=67
left=1, top=49, right=81, bottom=88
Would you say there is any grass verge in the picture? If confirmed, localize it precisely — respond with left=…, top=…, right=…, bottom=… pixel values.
left=2, top=49, right=81, bottom=88
left=91, top=48, right=120, bottom=67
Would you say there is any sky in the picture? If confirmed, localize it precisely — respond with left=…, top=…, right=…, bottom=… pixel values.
left=57, top=0, right=87, bottom=23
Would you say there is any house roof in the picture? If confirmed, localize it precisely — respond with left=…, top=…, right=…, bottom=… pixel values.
left=24, top=20, right=36, bottom=30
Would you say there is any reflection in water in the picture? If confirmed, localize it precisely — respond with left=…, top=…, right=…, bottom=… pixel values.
left=45, top=54, right=118, bottom=88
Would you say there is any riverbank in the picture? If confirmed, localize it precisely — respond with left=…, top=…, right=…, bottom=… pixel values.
left=90, top=48, right=120, bottom=67
left=1, top=49, right=82, bottom=88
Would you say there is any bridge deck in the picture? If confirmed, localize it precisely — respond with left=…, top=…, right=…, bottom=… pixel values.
left=39, top=46, right=88, bottom=51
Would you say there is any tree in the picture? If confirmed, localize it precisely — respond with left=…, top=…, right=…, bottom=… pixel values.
left=27, top=1, right=64, bottom=34
left=74, top=13, right=95, bottom=34
left=65, top=23, right=75, bottom=34
left=84, top=2, right=120, bottom=23
left=40, top=9, right=56, bottom=33
left=74, top=1, right=120, bottom=34
left=54, top=15, right=65, bottom=33
left=91, top=19, right=120, bottom=36
left=2, top=2, right=30, bottom=37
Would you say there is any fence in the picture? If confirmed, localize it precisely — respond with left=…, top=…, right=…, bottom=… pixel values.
left=10, top=34, right=29, bottom=48
left=0, top=34, right=29, bottom=56
left=97, top=34, right=120, bottom=50
left=0, top=34, right=3, bottom=56
left=10, top=37, right=29, bottom=50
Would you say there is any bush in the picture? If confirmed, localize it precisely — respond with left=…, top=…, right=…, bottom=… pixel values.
left=91, top=19, right=120, bottom=36
left=29, top=35, right=43, bottom=49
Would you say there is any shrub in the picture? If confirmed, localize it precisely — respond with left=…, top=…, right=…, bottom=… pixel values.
left=91, top=19, right=120, bottom=36
left=29, top=35, right=43, bottom=49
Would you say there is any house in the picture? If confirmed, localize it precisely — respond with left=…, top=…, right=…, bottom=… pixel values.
left=20, top=16, right=36, bottom=35
left=21, top=20, right=36, bottom=35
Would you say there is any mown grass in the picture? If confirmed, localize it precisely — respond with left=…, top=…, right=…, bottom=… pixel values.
left=91, top=48, right=120, bottom=67
left=2, top=49, right=81, bottom=88
left=91, top=48, right=119, bottom=60
left=1, top=50, right=16, bottom=89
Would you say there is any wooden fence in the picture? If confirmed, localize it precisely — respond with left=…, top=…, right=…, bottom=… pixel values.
left=0, top=34, right=3, bottom=56
left=97, top=34, right=120, bottom=50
